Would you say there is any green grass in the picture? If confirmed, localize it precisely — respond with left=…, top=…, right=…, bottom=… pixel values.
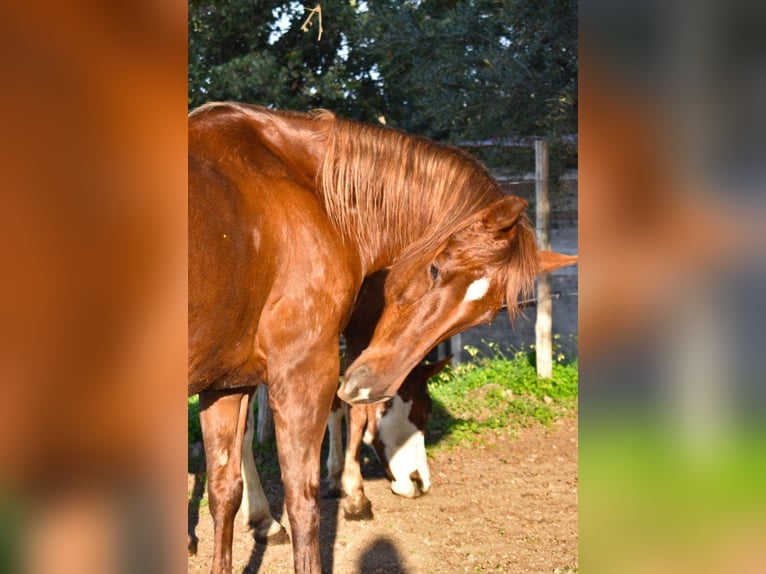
left=188, top=394, right=201, bottom=444
left=426, top=340, right=578, bottom=449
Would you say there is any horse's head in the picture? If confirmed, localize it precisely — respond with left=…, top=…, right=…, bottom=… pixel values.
left=339, top=195, right=538, bottom=404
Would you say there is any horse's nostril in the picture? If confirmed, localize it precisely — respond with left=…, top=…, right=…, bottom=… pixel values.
left=339, top=364, right=372, bottom=403
left=345, top=364, right=370, bottom=389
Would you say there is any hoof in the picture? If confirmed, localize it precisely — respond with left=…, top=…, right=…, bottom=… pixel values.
left=187, top=534, right=198, bottom=556
left=254, top=524, right=290, bottom=546
left=342, top=498, right=374, bottom=521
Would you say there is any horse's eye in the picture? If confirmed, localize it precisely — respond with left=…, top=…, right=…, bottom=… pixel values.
left=429, top=263, right=440, bottom=283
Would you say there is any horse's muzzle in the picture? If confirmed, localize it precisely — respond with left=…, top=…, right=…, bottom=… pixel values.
left=338, top=364, right=391, bottom=405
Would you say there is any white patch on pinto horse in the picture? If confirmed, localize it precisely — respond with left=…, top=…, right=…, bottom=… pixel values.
left=240, top=403, right=286, bottom=537
left=463, top=277, right=490, bottom=302
left=377, top=395, right=430, bottom=497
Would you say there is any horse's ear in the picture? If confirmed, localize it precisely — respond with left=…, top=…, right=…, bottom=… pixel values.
left=538, top=251, right=578, bottom=274
left=423, top=354, right=452, bottom=381
left=481, top=196, right=528, bottom=234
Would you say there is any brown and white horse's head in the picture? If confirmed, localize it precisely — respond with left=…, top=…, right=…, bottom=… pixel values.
left=366, top=355, right=451, bottom=498
left=339, top=195, right=538, bottom=404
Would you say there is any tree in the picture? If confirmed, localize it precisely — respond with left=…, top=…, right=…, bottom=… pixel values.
left=356, top=0, right=577, bottom=139
left=188, top=0, right=383, bottom=120
left=188, top=0, right=577, bottom=141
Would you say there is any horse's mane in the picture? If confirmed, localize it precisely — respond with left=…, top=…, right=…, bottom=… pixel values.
left=317, top=113, right=537, bottom=317
left=318, top=114, right=503, bottom=257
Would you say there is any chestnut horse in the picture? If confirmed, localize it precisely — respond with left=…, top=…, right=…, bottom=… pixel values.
left=189, top=102, right=538, bottom=573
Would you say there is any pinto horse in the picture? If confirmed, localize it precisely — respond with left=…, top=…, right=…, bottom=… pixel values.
left=326, top=353, right=450, bottom=519
left=189, top=102, right=539, bottom=573
left=327, top=270, right=452, bottom=519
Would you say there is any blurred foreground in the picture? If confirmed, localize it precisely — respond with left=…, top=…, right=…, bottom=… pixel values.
left=580, top=0, right=766, bottom=572
left=0, top=2, right=187, bottom=573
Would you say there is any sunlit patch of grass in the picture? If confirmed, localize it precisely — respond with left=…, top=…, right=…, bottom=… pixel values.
left=427, top=340, right=578, bottom=449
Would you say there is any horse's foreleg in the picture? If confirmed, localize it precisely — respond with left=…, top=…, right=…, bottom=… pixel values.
left=240, top=394, right=289, bottom=544
left=325, top=396, right=344, bottom=497
left=270, top=380, right=336, bottom=574
left=199, top=389, right=252, bottom=574
left=340, top=404, right=373, bottom=519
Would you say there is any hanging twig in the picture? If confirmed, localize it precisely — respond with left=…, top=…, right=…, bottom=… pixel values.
left=301, top=3, right=323, bottom=42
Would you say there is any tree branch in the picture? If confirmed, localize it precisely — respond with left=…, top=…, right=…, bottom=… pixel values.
left=301, top=3, right=323, bottom=42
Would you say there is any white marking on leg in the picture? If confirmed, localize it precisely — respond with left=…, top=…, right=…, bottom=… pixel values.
left=463, top=277, right=490, bottom=302
left=240, top=400, right=281, bottom=536
left=341, top=406, right=366, bottom=504
left=341, top=448, right=364, bottom=495
left=218, top=449, right=229, bottom=467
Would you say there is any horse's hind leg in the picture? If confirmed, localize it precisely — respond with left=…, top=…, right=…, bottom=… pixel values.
left=240, top=392, right=289, bottom=544
left=199, top=389, right=252, bottom=574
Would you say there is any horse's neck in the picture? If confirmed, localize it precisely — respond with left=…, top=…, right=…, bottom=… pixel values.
left=354, top=197, right=446, bottom=275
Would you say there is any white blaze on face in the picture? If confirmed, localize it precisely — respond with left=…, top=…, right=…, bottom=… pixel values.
left=463, top=277, right=491, bottom=303
left=376, top=395, right=430, bottom=497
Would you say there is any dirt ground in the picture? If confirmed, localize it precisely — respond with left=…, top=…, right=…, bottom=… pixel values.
left=188, top=416, right=577, bottom=574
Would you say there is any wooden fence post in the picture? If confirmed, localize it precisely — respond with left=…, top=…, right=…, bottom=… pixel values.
left=256, top=384, right=274, bottom=443
left=450, top=332, right=461, bottom=366
left=534, top=139, right=553, bottom=379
